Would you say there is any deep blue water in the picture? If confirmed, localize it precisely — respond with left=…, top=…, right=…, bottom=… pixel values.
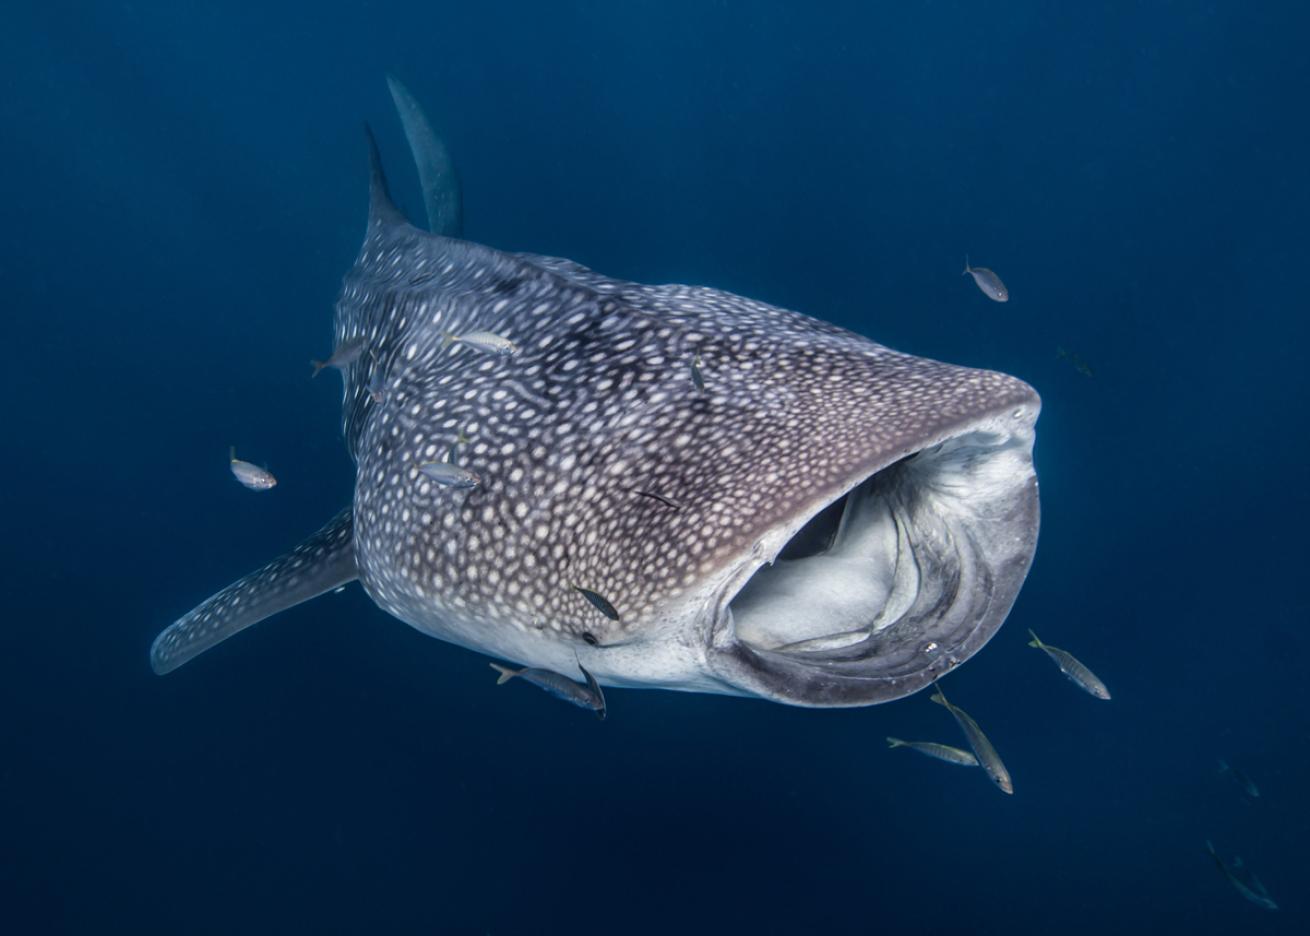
left=4, top=2, right=1308, bottom=933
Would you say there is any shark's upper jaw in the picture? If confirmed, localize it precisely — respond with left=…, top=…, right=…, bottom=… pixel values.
left=704, top=395, right=1040, bottom=708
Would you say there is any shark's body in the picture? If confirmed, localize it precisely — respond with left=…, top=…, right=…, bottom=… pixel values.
left=151, top=90, right=1040, bottom=707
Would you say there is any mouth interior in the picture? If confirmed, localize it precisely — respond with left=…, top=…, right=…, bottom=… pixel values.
left=728, top=426, right=1033, bottom=662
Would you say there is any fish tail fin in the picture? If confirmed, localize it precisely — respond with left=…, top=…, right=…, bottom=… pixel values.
left=929, top=678, right=948, bottom=707
left=387, top=74, right=463, bottom=237
left=1217, top=758, right=1229, bottom=774
left=963, top=254, right=970, bottom=275
left=489, top=662, right=517, bottom=685
left=886, top=737, right=907, bottom=749
left=310, top=359, right=325, bottom=377
left=229, top=445, right=237, bottom=463
left=1027, top=628, right=1043, bottom=649
left=441, top=332, right=457, bottom=349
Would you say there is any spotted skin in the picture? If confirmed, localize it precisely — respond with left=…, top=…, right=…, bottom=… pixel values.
left=340, top=187, right=1035, bottom=674
left=150, top=509, right=355, bottom=674
left=150, top=123, right=1040, bottom=707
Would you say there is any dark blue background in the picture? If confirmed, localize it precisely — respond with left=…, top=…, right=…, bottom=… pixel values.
left=3, top=2, right=1306, bottom=932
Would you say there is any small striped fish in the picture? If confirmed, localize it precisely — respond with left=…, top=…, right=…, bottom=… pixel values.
left=1028, top=630, right=1111, bottom=700
left=887, top=737, right=978, bottom=767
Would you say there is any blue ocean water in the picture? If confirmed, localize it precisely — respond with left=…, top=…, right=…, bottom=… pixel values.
left=3, top=1, right=1307, bottom=932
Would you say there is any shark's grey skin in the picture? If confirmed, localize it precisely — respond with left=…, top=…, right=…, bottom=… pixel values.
left=151, top=101, right=1040, bottom=708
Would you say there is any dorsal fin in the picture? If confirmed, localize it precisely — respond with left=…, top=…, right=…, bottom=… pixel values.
left=364, top=122, right=407, bottom=230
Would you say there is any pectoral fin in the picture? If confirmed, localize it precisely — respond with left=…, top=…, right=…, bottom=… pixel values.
left=150, top=508, right=356, bottom=674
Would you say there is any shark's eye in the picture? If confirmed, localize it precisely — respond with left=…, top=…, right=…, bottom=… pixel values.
left=581, top=632, right=598, bottom=646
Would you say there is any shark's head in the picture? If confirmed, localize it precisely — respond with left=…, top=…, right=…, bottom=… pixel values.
left=149, top=114, right=1039, bottom=710
left=334, top=131, right=1040, bottom=708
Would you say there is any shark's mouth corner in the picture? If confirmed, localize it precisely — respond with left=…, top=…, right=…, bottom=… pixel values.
left=708, top=405, right=1040, bottom=707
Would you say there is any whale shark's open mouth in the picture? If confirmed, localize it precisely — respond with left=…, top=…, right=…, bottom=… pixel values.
left=709, top=407, right=1039, bottom=707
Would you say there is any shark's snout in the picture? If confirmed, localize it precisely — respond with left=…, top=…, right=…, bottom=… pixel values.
left=707, top=388, right=1040, bottom=707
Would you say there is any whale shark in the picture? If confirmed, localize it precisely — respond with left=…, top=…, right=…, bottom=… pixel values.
left=150, top=86, right=1040, bottom=707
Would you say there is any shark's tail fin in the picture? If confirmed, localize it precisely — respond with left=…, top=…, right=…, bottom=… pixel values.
left=887, top=737, right=907, bottom=749
left=387, top=75, right=463, bottom=237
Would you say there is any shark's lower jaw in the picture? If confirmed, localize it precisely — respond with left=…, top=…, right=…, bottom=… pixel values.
left=708, top=405, right=1040, bottom=707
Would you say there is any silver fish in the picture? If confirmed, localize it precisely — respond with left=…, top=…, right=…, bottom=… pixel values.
left=690, top=354, right=706, bottom=391
left=1206, top=840, right=1277, bottom=911
left=930, top=684, right=1013, bottom=794
left=1027, top=629, right=1111, bottom=700
left=573, top=586, right=620, bottom=622
left=490, top=662, right=607, bottom=720
left=886, top=736, right=979, bottom=767
left=963, top=256, right=1008, bottom=302
left=311, top=335, right=367, bottom=377
left=442, top=330, right=518, bottom=356
left=229, top=446, right=276, bottom=491
left=1217, top=759, right=1260, bottom=799
left=418, top=461, right=480, bottom=489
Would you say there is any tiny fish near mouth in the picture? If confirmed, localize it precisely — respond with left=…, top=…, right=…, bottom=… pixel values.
left=149, top=82, right=1041, bottom=709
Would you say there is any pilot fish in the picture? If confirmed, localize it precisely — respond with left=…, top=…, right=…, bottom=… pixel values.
left=930, top=683, right=1013, bottom=794
left=963, top=256, right=1009, bottom=302
left=886, top=736, right=979, bottom=767
left=490, top=661, right=607, bottom=719
left=1027, top=629, right=1111, bottom=700
left=229, top=447, right=276, bottom=491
